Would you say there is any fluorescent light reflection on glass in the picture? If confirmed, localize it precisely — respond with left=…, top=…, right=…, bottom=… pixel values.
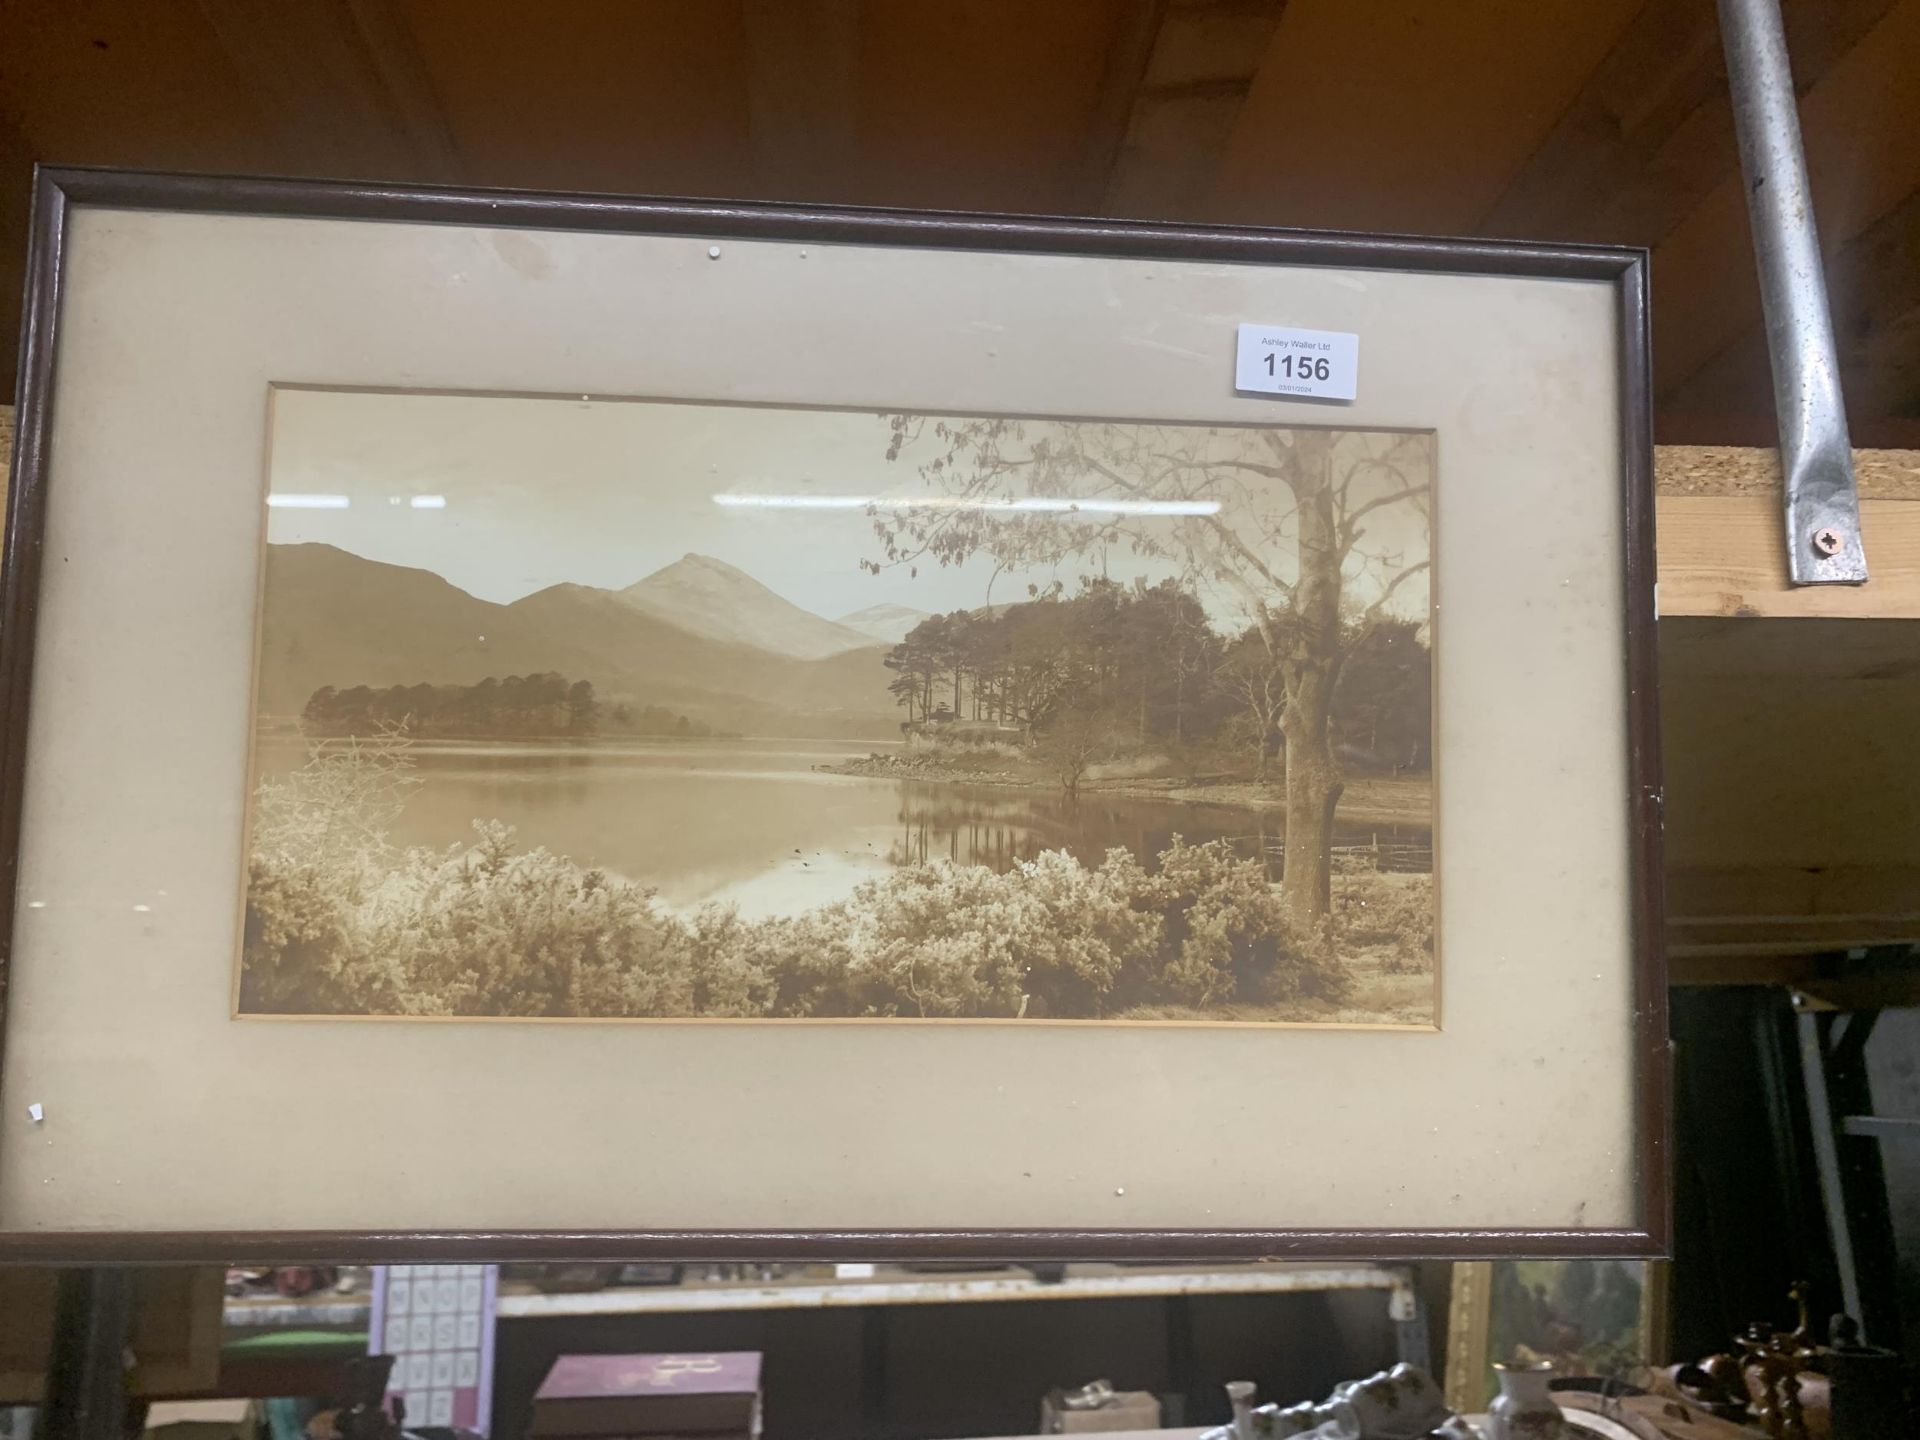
left=266, top=494, right=351, bottom=510
left=410, top=495, right=448, bottom=509
left=712, top=494, right=1218, bottom=517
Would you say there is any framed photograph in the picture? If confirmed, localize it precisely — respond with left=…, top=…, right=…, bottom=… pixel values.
left=1443, top=1260, right=1670, bottom=1410
left=0, top=168, right=1663, bottom=1259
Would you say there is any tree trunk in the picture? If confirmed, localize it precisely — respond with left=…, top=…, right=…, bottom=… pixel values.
left=1280, top=701, right=1342, bottom=923
left=1275, top=433, right=1344, bottom=928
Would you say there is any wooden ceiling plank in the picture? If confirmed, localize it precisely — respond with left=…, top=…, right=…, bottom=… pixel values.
left=1207, top=1, right=1645, bottom=235
left=1482, top=0, right=1896, bottom=245
left=1668, top=187, right=1920, bottom=422
left=1833, top=188, right=1920, bottom=420
left=740, top=0, right=861, bottom=201
left=194, top=0, right=460, bottom=180
left=340, top=0, right=463, bottom=180
left=1102, top=0, right=1285, bottom=220
left=1071, top=0, right=1170, bottom=215
left=1653, top=0, right=1920, bottom=400
left=1480, top=0, right=1720, bottom=241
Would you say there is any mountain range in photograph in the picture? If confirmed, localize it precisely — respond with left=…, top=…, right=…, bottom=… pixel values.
left=258, top=544, right=915, bottom=739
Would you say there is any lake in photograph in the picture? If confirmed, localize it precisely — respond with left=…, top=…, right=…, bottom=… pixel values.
left=251, top=734, right=1429, bottom=923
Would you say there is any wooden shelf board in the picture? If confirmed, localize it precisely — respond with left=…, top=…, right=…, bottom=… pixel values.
left=1657, top=495, right=1920, bottom=619
left=494, top=1262, right=1413, bottom=1318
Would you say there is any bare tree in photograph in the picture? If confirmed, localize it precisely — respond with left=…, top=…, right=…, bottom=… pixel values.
left=1034, top=702, right=1121, bottom=801
left=869, top=420, right=1429, bottom=926
left=1217, top=630, right=1287, bottom=782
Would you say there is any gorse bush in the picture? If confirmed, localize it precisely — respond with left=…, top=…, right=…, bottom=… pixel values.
left=241, top=736, right=1418, bottom=1020
left=242, top=826, right=1372, bottom=1019
left=1331, top=862, right=1434, bottom=974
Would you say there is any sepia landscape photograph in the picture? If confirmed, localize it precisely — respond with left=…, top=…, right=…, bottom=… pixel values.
left=240, top=389, right=1435, bottom=1026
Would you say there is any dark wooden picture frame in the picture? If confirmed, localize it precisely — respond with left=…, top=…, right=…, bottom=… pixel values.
left=0, top=167, right=1665, bottom=1263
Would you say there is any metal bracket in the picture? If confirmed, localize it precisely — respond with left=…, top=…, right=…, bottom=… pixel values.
left=1717, top=0, right=1868, bottom=585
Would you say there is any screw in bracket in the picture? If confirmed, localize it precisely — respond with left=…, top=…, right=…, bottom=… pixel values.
left=1811, top=527, right=1845, bottom=558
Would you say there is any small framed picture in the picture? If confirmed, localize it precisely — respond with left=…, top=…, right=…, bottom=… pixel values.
left=0, top=169, right=1662, bottom=1258
left=1444, top=1261, right=1670, bottom=1410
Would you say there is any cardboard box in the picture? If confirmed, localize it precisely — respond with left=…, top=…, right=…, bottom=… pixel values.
left=142, top=1399, right=255, bottom=1440
left=532, top=1353, right=761, bottom=1438
left=1040, top=1390, right=1161, bottom=1434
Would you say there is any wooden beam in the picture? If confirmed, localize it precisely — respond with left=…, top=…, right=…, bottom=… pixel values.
left=1482, top=0, right=1896, bottom=244
left=1101, top=0, right=1286, bottom=220
left=1658, top=496, right=1920, bottom=618
left=740, top=0, right=861, bottom=201
left=195, top=0, right=461, bottom=181
left=1653, top=446, right=1920, bottom=620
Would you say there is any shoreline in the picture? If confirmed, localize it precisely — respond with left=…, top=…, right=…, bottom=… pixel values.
left=819, top=754, right=1433, bottom=830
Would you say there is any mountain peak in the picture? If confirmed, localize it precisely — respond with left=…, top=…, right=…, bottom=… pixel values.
left=619, top=556, right=875, bottom=660
left=628, top=552, right=760, bottom=593
left=836, top=602, right=932, bottom=646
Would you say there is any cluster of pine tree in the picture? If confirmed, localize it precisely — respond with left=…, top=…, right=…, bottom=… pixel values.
left=303, top=674, right=598, bottom=737
left=300, top=675, right=712, bottom=740
left=884, top=578, right=1431, bottom=774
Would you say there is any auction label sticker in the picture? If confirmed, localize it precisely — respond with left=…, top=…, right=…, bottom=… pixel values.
left=1234, top=324, right=1359, bottom=401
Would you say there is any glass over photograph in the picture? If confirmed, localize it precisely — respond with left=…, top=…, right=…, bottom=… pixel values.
left=240, top=389, right=1435, bottom=1026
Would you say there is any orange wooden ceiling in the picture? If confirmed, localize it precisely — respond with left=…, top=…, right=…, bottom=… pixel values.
left=0, top=0, right=1915, bottom=443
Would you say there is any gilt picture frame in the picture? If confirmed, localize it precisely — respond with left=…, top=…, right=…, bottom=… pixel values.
left=0, top=168, right=1663, bottom=1259
left=1443, top=1260, right=1671, bottom=1411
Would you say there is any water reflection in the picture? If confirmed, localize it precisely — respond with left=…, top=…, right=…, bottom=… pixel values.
left=889, top=780, right=1427, bottom=879
left=254, top=736, right=1428, bottom=920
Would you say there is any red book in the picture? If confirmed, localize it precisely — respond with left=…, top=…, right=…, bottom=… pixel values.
left=531, top=1353, right=762, bottom=1438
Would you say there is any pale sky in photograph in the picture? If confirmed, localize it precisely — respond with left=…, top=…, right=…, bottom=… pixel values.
left=265, top=388, right=1430, bottom=626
